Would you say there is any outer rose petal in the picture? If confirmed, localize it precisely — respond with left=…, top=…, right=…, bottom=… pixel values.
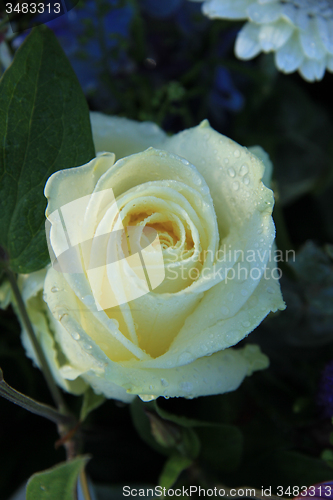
left=43, top=265, right=269, bottom=399
left=90, top=112, right=168, bottom=161
left=2, top=270, right=87, bottom=395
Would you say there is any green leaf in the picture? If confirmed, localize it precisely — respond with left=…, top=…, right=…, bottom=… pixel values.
left=0, top=26, right=95, bottom=274
left=80, top=387, right=105, bottom=423
left=158, top=455, right=192, bottom=490
left=26, top=456, right=90, bottom=500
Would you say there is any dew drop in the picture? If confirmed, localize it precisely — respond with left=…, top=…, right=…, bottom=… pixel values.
left=243, top=176, right=250, bottom=186
left=242, top=321, right=251, bottom=328
left=227, top=167, right=236, bottom=177
left=181, top=158, right=189, bottom=165
left=161, top=378, right=169, bottom=387
left=224, top=158, right=229, bottom=165
left=179, top=381, right=193, bottom=393
left=239, top=164, right=249, bottom=176
left=58, top=311, right=68, bottom=321
left=201, top=185, right=210, bottom=195
left=178, top=351, right=192, bottom=364
left=42, top=292, right=47, bottom=302
left=83, top=342, right=93, bottom=350
left=82, top=295, right=95, bottom=307
left=232, top=181, right=240, bottom=191
left=194, top=177, right=202, bottom=186
left=51, top=286, right=59, bottom=293
left=233, top=149, right=241, bottom=158
left=71, top=332, right=81, bottom=340
left=257, top=228, right=263, bottom=234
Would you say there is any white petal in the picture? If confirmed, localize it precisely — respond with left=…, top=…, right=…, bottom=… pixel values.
left=281, top=3, right=297, bottom=24
left=248, top=146, right=273, bottom=188
left=48, top=295, right=269, bottom=399
left=18, top=270, right=87, bottom=395
left=202, top=0, right=254, bottom=20
left=327, top=55, right=333, bottom=71
left=275, top=33, right=304, bottom=73
left=317, top=17, right=333, bottom=55
left=294, top=8, right=310, bottom=31
left=139, top=251, right=285, bottom=370
left=299, top=18, right=326, bottom=60
left=235, top=22, right=262, bottom=59
left=90, top=112, right=167, bottom=160
left=299, top=57, right=326, bottom=81
left=259, top=20, right=293, bottom=52
left=247, top=2, right=282, bottom=24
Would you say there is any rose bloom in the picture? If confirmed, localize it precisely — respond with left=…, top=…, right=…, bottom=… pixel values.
left=3, top=114, right=285, bottom=402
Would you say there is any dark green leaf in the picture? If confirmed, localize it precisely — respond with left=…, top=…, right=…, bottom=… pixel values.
left=154, top=400, right=217, bottom=428
left=80, top=387, right=105, bottom=423
left=26, top=456, right=90, bottom=500
left=0, top=26, right=95, bottom=273
left=158, top=455, right=192, bottom=490
left=198, top=425, right=243, bottom=473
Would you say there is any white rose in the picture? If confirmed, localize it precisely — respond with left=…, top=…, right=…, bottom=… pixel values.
left=6, top=115, right=285, bottom=402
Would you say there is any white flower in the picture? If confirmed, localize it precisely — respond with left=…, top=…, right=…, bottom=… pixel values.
left=191, top=0, right=333, bottom=81
left=1, top=115, right=285, bottom=402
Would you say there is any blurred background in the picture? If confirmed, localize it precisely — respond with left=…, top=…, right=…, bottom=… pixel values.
left=1, top=0, right=333, bottom=498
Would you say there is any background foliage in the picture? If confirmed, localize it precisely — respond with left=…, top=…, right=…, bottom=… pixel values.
left=1, top=0, right=333, bottom=498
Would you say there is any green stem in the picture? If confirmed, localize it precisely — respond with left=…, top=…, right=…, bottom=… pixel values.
left=0, top=367, right=73, bottom=425
left=4, top=267, right=68, bottom=413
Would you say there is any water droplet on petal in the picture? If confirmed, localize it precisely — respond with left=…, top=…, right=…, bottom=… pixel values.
left=228, top=167, right=236, bottom=177
left=161, top=378, right=169, bottom=387
left=51, top=286, right=59, bottom=293
left=234, top=149, right=241, bottom=158
left=239, top=164, right=249, bottom=176
left=58, top=311, right=68, bottom=321
left=178, top=351, right=192, bottom=364
left=179, top=381, right=193, bottom=393
left=242, top=321, right=251, bottom=328
left=232, top=181, right=240, bottom=191
left=71, top=332, right=80, bottom=340
left=224, top=158, right=229, bottom=164
left=243, top=176, right=250, bottom=186
left=181, top=158, right=189, bottom=165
